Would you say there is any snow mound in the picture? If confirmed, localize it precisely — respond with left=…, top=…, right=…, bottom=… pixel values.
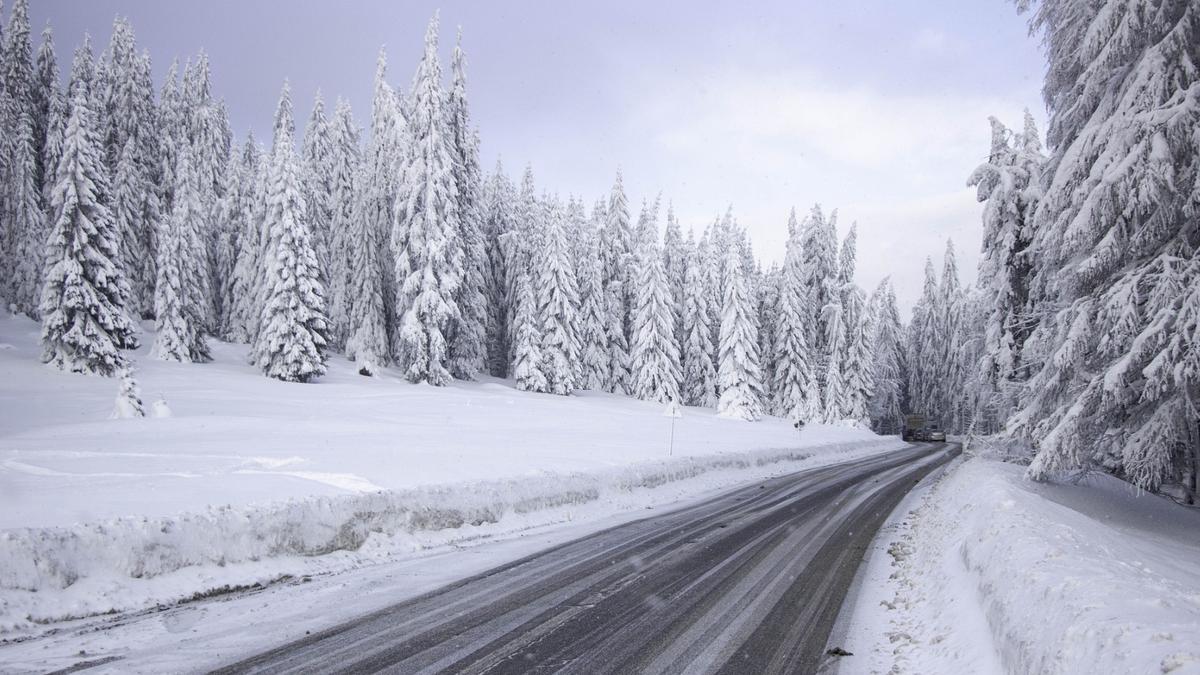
left=844, top=457, right=1200, bottom=674
left=0, top=438, right=901, bottom=633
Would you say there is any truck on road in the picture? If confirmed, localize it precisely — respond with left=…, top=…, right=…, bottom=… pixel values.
left=903, top=414, right=926, bottom=442
left=902, top=414, right=947, bottom=442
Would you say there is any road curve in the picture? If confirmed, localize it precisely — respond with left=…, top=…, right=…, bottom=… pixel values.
left=213, top=444, right=956, bottom=675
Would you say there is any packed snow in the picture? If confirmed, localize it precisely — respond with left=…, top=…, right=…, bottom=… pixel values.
left=0, top=311, right=901, bottom=635
left=838, top=453, right=1200, bottom=675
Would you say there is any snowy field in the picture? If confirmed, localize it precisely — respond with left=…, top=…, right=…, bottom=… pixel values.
left=840, top=454, right=1200, bottom=675
left=0, top=311, right=902, bottom=635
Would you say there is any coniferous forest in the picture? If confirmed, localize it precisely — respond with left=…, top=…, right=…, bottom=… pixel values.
left=0, top=0, right=1197, bottom=502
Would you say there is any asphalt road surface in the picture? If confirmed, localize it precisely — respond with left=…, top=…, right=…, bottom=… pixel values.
left=214, top=443, right=957, bottom=675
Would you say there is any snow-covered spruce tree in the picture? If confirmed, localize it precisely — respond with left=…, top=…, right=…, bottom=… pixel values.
left=717, top=245, right=763, bottom=421
left=156, top=58, right=183, bottom=212
left=33, top=25, right=59, bottom=205
left=500, top=164, right=540, bottom=365
left=512, top=266, right=547, bottom=392
left=799, top=205, right=840, bottom=406
left=537, top=198, right=581, bottom=395
left=357, top=48, right=403, bottom=356
left=344, top=161, right=388, bottom=376
left=482, top=162, right=515, bottom=376
left=2, top=0, right=36, bottom=305
left=211, top=137, right=253, bottom=339
left=905, top=258, right=940, bottom=419
left=1011, top=0, right=1200, bottom=494
left=108, top=134, right=153, bottom=318
left=110, top=363, right=145, bottom=419
left=226, top=135, right=264, bottom=343
left=184, top=54, right=228, bottom=331
left=662, top=206, right=688, bottom=346
left=756, top=264, right=781, bottom=407
left=446, top=29, right=488, bottom=380
left=935, top=239, right=967, bottom=431
left=867, top=279, right=905, bottom=434
left=820, top=297, right=845, bottom=422
left=773, top=209, right=820, bottom=423
left=600, top=171, right=633, bottom=394
left=566, top=197, right=592, bottom=294
left=630, top=204, right=681, bottom=403
left=253, top=82, right=328, bottom=383
left=8, top=106, right=44, bottom=318
left=576, top=226, right=610, bottom=390
left=681, top=231, right=718, bottom=407
left=325, top=98, right=361, bottom=351
left=842, top=292, right=876, bottom=423
left=837, top=223, right=873, bottom=421
left=152, top=141, right=210, bottom=362
left=968, top=113, right=1045, bottom=420
left=392, top=14, right=462, bottom=386
left=302, top=91, right=335, bottom=284
left=39, top=86, right=137, bottom=376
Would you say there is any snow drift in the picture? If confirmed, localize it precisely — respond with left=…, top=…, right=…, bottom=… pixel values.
left=0, top=438, right=901, bottom=632
left=843, top=456, right=1200, bottom=674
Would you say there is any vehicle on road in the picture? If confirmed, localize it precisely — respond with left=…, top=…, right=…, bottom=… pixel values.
left=902, top=414, right=946, bottom=442
left=902, top=414, right=926, bottom=441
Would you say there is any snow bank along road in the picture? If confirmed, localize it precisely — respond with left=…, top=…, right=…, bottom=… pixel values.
left=215, top=443, right=957, bottom=675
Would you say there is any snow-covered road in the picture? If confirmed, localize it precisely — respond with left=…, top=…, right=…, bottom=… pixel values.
left=211, top=444, right=955, bottom=674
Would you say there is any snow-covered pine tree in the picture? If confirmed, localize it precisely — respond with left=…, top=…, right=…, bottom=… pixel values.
left=662, top=205, right=687, bottom=347
left=481, top=161, right=515, bottom=376
left=9, top=104, right=44, bottom=317
left=576, top=226, right=609, bottom=390
left=536, top=198, right=581, bottom=395
left=630, top=203, right=681, bottom=403
left=253, top=81, right=328, bottom=383
left=756, top=263, right=781, bottom=407
left=344, top=160, right=388, bottom=376
left=108, top=137, right=150, bottom=315
left=32, top=25, right=58, bottom=204
left=392, top=13, right=462, bottom=386
left=820, top=295, right=845, bottom=422
left=906, top=258, right=940, bottom=419
left=302, top=91, right=335, bottom=283
left=156, top=58, right=182, bottom=212
left=325, top=98, right=361, bottom=352
left=2, top=0, right=35, bottom=306
left=110, top=363, right=145, bottom=418
left=600, top=171, right=633, bottom=394
left=359, top=48, right=403, bottom=358
left=773, top=209, right=820, bottom=423
left=152, top=140, right=210, bottom=362
left=511, top=266, right=547, bottom=393
left=498, top=164, right=543, bottom=376
left=212, top=137, right=255, bottom=339
left=837, top=223, right=873, bottom=421
left=1012, top=0, right=1200, bottom=494
left=717, top=245, right=763, bottom=421
left=799, top=205, right=839, bottom=403
left=185, top=54, right=227, bottom=331
left=968, top=112, right=1045, bottom=425
left=935, top=239, right=966, bottom=431
left=867, top=279, right=905, bottom=434
left=39, top=85, right=137, bottom=376
left=226, top=135, right=265, bottom=343
left=97, top=24, right=163, bottom=321
left=445, top=29, right=488, bottom=380
left=681, top=230, right=718, bottom=407
left=841, top=290, right=876, bottom=423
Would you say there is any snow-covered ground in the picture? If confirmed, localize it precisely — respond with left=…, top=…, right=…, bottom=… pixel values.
left=839, top=453, right=1200, bottom=675
left=0, top=311, right=902, bottom=637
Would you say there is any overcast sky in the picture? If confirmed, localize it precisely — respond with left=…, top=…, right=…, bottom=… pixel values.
left=33, top=1, right=1046, bottom=317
